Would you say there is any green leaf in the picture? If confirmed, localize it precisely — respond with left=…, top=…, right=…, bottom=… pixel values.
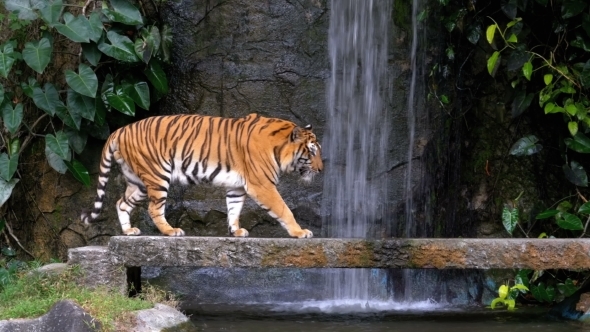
left=580, top=59, right=590, bottom=87
left=64, top=159, right=90, bottom=187
left=44, top=146, right=67, bottom=174
left=509, top=135, right=542, bottom=156
left=505, top=299, right=516, bottom=310
left=54, top=13, right=91, bottom=43
left=466, top=24, right=481, bottom=45
left=55, top=105, right=82, bottom=130
left=82, top=42, right=102, bottom=66
left=8, top=138, right=19, bottom=156
left=487, top=51, right=500, bottom=76
left=568, top=121, right=579, bottom=136
left=0, top=84, right=4, bottom=105
left=1, top=103, right=23, bottom=135
left=5, top=0, right=37, bottom=20
left=511, top=284, right=529, bottom=292
left=32, top=83, right=64, bottom=116
left=21, top=77, right=39, bottom=98
left=64, top=127, right=87, bottom=154
left=87, top=12, right=103, bottom=43
left=66, top=89, right=95, bottom=121
left=565, top=102, right=577, bottom=116
left=557, top=212, right=584, bottom=230
left=563, top=161, right=588, bottom=187
left=105, top=86, right=135, bottom=116
left=531, top=283, right=549, bottom=302
left=149, top=26, right=161, bottom=59
left=160, top=24, right=172, bottom=62
left=0, top=177, right=19, bottom=208
left=65, top=64, right=98, bottom=98
left=94, top=96, right=107, bottom=126
left=98, top=31, right=139, bottom=62
left=557, top=278, right=579, bottom=297
left=486, top=24, right=497, bottom=44
left=498, top=284, right=509, bottom=299
left=144, top=60, right=168, bottom=93
left=512, top=90, right=533, bottom=117
left=45, top=131, right=70, bottom=161
left=544, top=102, right=564, bottom=114
left=0, top=153, right=18, bottom=182
left=135, top=26, right=162, bottom=64
left=0, top=44, right=16, bottom=78
left=515, top=270, right=530, bottom=289
left=561, top=0, right=587, bottom=19
left=1, top=247, right=16, bottom=257
left=502, top=206, right=518, bottom=235
left=445, top=46, right=455, bottom=61
left=536, top=209, right=559, bottom=219
left=102, top=0, right=143, bottom=25
left=579, top=202, right=590, bottom=215
left=490, top=298, right=503, bottom=309
left=22, top=38, right=52, bottom=74
left=522, top=61, right=533, bottom=81
left=506, top=33, right=518, bottom=43
left=39, top=0, right=63, bottom=27
left=565, top=132, right=590, bottom=153
left=124, top=81, right=150, bottom=110
left=544, top=73, right=553, bottom=85
left=506, top=18, right=522, bottom=28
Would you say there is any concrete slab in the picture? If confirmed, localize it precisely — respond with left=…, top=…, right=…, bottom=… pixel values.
left=107, top=237, right=590, bottom=270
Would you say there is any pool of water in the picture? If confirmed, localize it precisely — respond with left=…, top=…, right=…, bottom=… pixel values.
left=184, top=302, right=589, bottom=332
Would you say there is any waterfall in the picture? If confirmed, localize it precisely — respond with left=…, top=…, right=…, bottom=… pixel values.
left=321, top=0, right=392, bottom=304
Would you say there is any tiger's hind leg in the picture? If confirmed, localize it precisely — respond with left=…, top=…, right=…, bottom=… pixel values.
left=116, top=158, right=147, bottom=235
left=117, top=181, right=147, bottom=235
left=226, top=188, right=248, bottom=237
left=145, top=184, right=185, bottom=236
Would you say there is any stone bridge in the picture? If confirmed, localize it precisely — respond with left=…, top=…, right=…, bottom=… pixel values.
left=67, top=237, right=590, bottom=293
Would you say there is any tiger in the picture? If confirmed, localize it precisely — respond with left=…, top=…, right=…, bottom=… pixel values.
left=81, top=113, right=323, bottom=238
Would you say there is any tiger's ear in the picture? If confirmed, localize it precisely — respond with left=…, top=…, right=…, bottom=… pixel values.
left=304, top=124, right=312, bottom=130
left=291, top=126, right=305, bottom=142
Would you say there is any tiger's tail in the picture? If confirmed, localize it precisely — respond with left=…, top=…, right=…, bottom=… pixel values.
left=81, top=136, right=116, bottom=225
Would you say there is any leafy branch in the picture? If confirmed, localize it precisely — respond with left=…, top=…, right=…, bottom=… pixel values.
left=0, top=0, right=171, bottom=255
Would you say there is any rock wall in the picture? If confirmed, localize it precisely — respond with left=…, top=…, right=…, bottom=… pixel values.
left=9, top=0, right=333, bottom=260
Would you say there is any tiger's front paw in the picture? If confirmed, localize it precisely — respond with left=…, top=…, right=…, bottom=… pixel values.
left=123, top=227, right=141, bottom=236
left=290, top=229, right=313, bottom=238
left=232, top=228, right=249, bottom=237
left=164, top=228, right=185, bottom=236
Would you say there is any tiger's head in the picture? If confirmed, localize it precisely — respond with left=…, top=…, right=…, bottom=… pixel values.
left=289, top=124, right=323, bottom=182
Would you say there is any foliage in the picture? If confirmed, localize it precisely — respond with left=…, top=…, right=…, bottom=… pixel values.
left=0, top=262, right=176, bottom=331
left=490, top=282, right=529, bottom=310
left=0, top=0, right=170, bottom=208
left=498, top=195, right=583, bottom=304
left=484, top=1, right=590, bottom=185
left=439, top=0, right=590, bottom=186
left=439, top=0, right=589, bottom=306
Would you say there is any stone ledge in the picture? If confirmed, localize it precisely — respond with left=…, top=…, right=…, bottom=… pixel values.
left=107, top=237, right=590, bottom=270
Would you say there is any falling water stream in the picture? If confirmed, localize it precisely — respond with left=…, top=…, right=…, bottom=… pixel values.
left=318, top=0, right=433, bottom=309
left=319, top=0, right=391, bottom=307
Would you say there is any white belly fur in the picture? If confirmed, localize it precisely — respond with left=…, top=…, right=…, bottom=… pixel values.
left=171, top=162, right=245, bottom=188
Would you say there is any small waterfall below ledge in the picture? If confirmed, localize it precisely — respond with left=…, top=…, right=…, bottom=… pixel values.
left=318, top=0, right=436, bottom=309
left=320, top=0, right=391, bottom=306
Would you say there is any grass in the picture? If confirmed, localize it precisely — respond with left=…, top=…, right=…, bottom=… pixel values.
left=0, top=262, right=178, bottom=331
